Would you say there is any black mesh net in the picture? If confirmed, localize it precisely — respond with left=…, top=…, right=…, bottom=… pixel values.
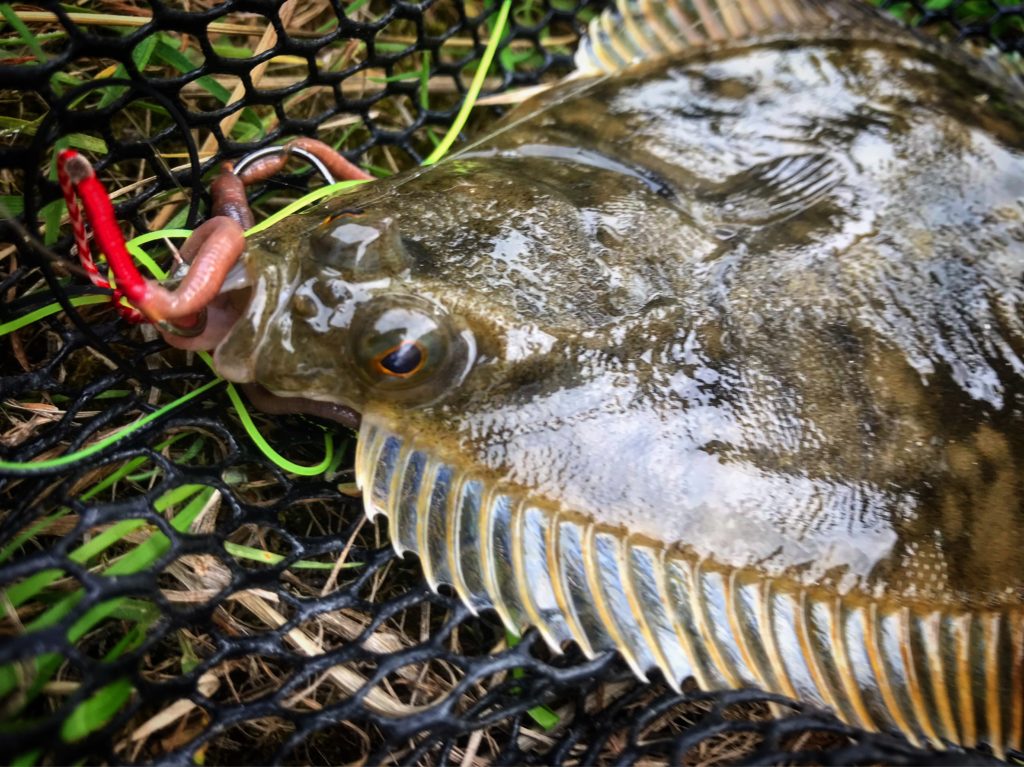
left=0, top=2, right=1021, bottom=764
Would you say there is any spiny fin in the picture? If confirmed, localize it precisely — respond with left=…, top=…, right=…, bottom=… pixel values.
left=575, top=0, right=849, bottom=75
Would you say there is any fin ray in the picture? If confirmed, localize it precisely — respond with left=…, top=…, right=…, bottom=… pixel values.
left=703, top=153, right=846, bottom=226
left=575, top=0, right=842, bottom=75
left=356, top=418, right=1024, bottom=752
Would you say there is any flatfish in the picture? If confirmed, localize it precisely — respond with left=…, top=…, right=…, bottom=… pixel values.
left=212, top=0, right=1024, bottom=752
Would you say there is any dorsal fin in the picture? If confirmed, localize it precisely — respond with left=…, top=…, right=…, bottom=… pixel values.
left=574, top=0, right=861, bottom=75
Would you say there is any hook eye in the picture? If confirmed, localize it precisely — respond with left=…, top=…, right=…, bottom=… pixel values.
left=232, top=144, right=337, bottom=186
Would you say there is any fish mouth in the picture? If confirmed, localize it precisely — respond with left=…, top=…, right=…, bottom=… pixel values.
left=355, top=415, right=1023, bottom=755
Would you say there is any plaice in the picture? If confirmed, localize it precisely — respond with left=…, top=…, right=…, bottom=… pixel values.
left=204, top=0, right=1024, bottom=753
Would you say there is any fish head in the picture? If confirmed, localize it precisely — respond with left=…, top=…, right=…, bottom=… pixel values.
left=209, top=155, right=647, bottom=423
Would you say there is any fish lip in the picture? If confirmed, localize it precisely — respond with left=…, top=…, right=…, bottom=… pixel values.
left=217, top=260, right=252, bottom=295
left=235, top=383, right=363, bottom=429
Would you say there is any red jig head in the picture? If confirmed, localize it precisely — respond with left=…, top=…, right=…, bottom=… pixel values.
left=55, top=139, right=366, bottom=338
left=57, top=149, right=149, bottom=324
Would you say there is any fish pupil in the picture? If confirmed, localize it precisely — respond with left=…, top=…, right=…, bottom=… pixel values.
left=378, top=341, right=424, bottom=377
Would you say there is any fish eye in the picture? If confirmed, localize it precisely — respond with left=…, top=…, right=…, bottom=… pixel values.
left=373, top=341, right=426, bottom=378
left=351, top=296, right=475, bottom=403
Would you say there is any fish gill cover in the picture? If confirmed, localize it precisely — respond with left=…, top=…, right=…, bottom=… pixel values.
left=0, top=1, right=1020, bottom=764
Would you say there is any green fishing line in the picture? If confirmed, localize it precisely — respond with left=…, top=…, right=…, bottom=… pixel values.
left=0, top=379, right=223, bottom=473
left=423, top=0, right=512, bottom=165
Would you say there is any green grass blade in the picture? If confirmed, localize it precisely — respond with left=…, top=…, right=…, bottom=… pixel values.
left=0, top=379, right=223, bottom=473
left=10, top=749, right=41, bottom=767
left=222, top=541, right=361, bottom=570
left=0, top=295, right=110, bottom=337
left=0, top=4, right=47, bottom=63
left=0, top=510, right=71, bottom=566
left=0, top=193, right=25, bottom=216
left=1, top=485, right=215, bottom=704
left=60, top=678, right=135, bottom=742
left=152, top=41, right=231, bottom=101
left=505, top=631, right=561, bottom=730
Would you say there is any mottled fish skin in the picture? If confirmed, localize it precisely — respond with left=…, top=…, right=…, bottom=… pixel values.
left=212, top=1, right=1024, bottom=752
